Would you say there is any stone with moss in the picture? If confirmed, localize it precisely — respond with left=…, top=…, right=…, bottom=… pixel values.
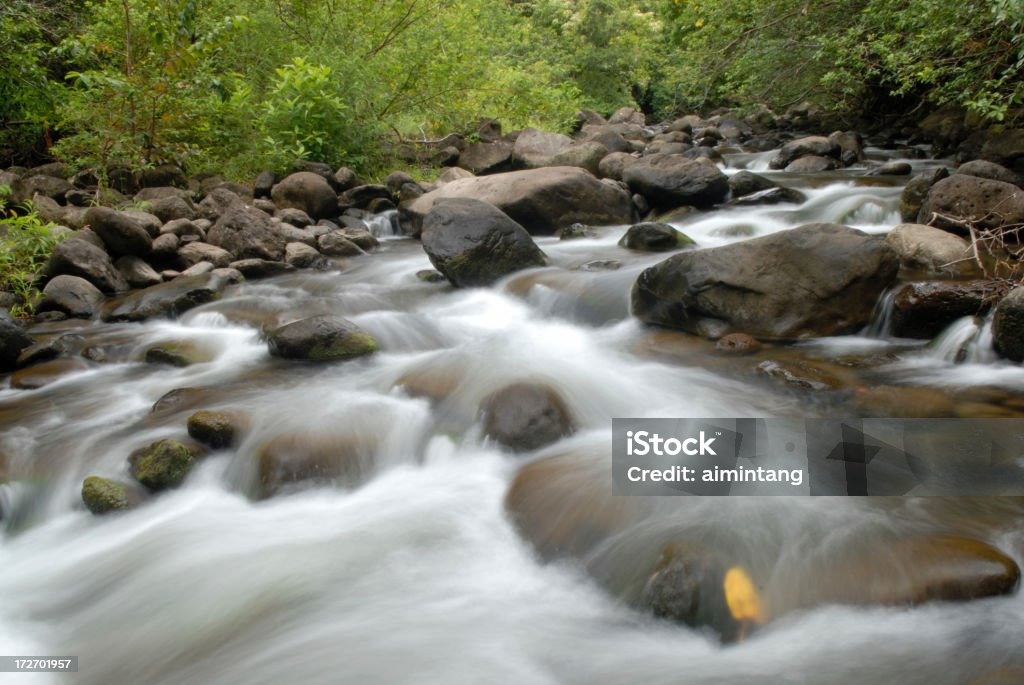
left=266, top=315, right=378, bottom=361
left=81, top=475, right=138, bottom=514
left=618, top=222, right=696, bottom=252
left=187, top=410, right=245, bottom=448
left=128, top=439, right=198, bottom=491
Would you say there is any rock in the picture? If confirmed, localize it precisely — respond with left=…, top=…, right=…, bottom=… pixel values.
left=512, top=128, right=573, bottom=168
left=136, top=164, right=187, bottom=189
left=0, top=312, right=32, bottom=372
left=85, top=207, right=153, bottom=257
left=275, top=208, right=314, bottom=228
left=336, top=227, right=378, bottom=251
left=918, top=175, right=1024, bottom=233
left=618, top=222, right=695, bottom=251
left=284, top=242, right=330, bottom=269
left=271, top=172, right=338, bottom=220
left=180, top=261, right=215, bottom=278
left=266, top=315, right=378, bottom=361
left=891, top=280, right=997, bottom=339
left=141, top=195, right=196, bottom=224
left=81, top=476, right=140, bottom=514
left=579, top=259, right=622, bottom=271
left=114, top=255, right=162, bottom=288
left=829, top=130, right=865, bottom=165
left=437, top=167, right=474, bottom=185
left=255, top=432, right=369, bottom=499
left=884, top=223, right=979, bottom=276
left=317, top=232, right=362, bottom=257
left=177, top=242, right=233, bottom=268
left=339, top=184, right=392, bottom=209
left=10, top=358, right=90, bottom=389
left=144, top=340, right=210, bottom=367
left=632, top=224, right=899, bottom=340
left=956, top=160, right=1021, bottom=187
left=187, top=410, right=243, bottom=448
left=558, top=223, right=589, bottom=240
left=979, top=128, right=1024, bottom=170
left=868, top=161, right=913, bottom=176
left=197, top=187, right=243, bottom=222
left=458, top=141, right=514, bottom=175
left=383, top=171, right=415, bottom=194
left=755, top=359, right=846, bottom=391
left=128, top=439, right=199, bottom=491
left=254, top=170, right=276, bottom=198
left=548, top=141, right=608, bottom=176
left=421, top=198, right=546, bottom=287
left=622, top=155, right=729, bottom=209
left=160, top=218, right=203, bottom=239
left=784, top=155, right=839, bottom=173
left=715, top=332, right=762, bottom=355
left=229, top=259, right=294, bottom=279
left=45, top=238, right=129, bottom=293
left=580, top=125, right=632, bottom=154
left=481, top=382, right=574, bottom=452
left=407, top=167, right=634, bottom=235
left=597, top=151, right=639, bottom=180
left=727, top=186, right=806, bottom=207
left=38, top=275, right=104, bottom=318
left=993, top=286, right=1024, bottom=361
left=900, top=167, right=950, bottom=222
left=769, top=136, right=841, bottom=169
left=609, top=107, right=645, bottom=126
left=11, top=175, right=72, bottom=204
left=101, top=273, right=227, bottom=322
left=728, top=170, right=776, bottom=198
left=333, top=166, right=359, bottom=191
left=207, top=203, right=290, bottom=261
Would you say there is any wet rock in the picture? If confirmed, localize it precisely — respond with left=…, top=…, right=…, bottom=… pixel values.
left=38, top=275, right=104, bottom=319
left=187, top=410, right=244, bottom=449
left=633, top=224, right=899, bottom=340
left=956, top=160, right=1021, bottom=187
left=340, top=184, right=393, bottom=210
left=884, top=223, right=979, bottom=277
left=851, top=386, right=956, bottom=418
left=900, top=167, right=950, bottom=222
left=407, top=166, right=634, bottom=235
left=255, top=432, right=369, bottom=499
left=10, top=358, right=90, bottom=389
left=715, top=332, right=762, bottom=355
left=207, top=203, right=292, bottom=261
left=481, top=382, right=574, bottom=452
left=151, top=387, right=212, bottom=417
left=513, top=128, right=573, bottom=169
left=128, top=438, right=199, bottom=491
left=266, top=315, right=378, bottom=361
left=993, top=286, right=1024, bottom=361
left=0, top=311, right=32, bottom=372
left=115, top=255, right=162, bottom=288
left=867, top=161, right=913, bottom=176
left=784, top=155, right=839, bottom=173
left=618, top=222, right=695, bottom=251
left=415, top=269, right=446, bottom=283
left=727, top=186, right=806, bottom=207
left=891, top=280, right=997, bottom=339
left=622, top=155, right=729, bottom=209
left=755, top=359, right=846, bottom=391
left=229, top=259, right=294, bottom=279
left=81, top=476, right=141, bottom=515
left=769, top=136, right=840, bottom=169
left=285, top=242, right=330, bottom=270
left=336, top=227, right=379, bottom=251
left=421, top=198, right=546, bottom=287
left=557, top=223, right=590, bottom=240
left=44, top=238, right=128, bottom=294
left=579, top=259, right=622, bottom=272
left=144, top=340, right=211, bottom=367
left=918, top=174, right=1024, bottom=233
left=101, top=272, right=227, bottom=322
left=727, top=170, right=775, bottom=198
left=271, top=172, right=338, bottom=220
left=177, top=241, right=233, bottom=268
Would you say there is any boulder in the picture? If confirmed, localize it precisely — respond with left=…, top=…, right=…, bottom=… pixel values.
left=254, top=170, right=276, bottom=198
left=0, top=311, right=32, bottom=372
left=38, top=275, right=104, bottom=319
left=266, top=315, right=378, bottom=361
left=284, top=242, right=330, bottom=270
left=900, top=167, right=950, bottom=222
left=597, top=152, right=639, bottom=181
left=160, top=218, right=204, bottom=239
left=481, top=382, right=574, bottom=453
left=867, top=161, right=913, bottom=176
left=980, top=128, right=1024, bottom=170
left=891, top=280, right=996, bottom=339
left=548, top=141, right=609, bottom=176
left=632, top=224, right=899, bottom=340
left=270, top=172, right=338, bottom=220
left=918, top=174, right=1024, bottom=233
left=45, top=238, right=129, bottom=293
left=100, top=272, right=227, bottom=322
left=715, top=332, right=762, bottom=355
left=187, top=410, right=244, bottom=449
left=255, top=432, right=369, bottom=499
left=197, top=187, right=243, bottom=222
left=85, top=207, right=152, bottom=257
left=579, top=125, right=632, bottom=154
left=785, top=155, right=839, bottom=173
left=207, top=203, right=290, bottom=261
left=144, top=195, right=197, bottom=223
left=275, top=208, right=314, bottom=228
left=609, top=107, right=645, bottom=126
left=618, top=222, right=696, bottom=251
left=769, top=136, right=841, bottom=169
left=10, top=358, right=90, bottom=389
left=339, top=184, right=392, bottom=210
left=457, top=141, right=514, bottom=175
left=229, top=259, right=294, bottom=279
left=884, top=223, right=979, bottom=277
left=318, top=232, right=362, bottom=257
left=115, top=255, right=162, bottom=288
left=828, top=130, right=865, bottom=165
left=177, top=242, right=233, bottom=268
left=421, top=198, right=546, bottom=287
left=993, top=286, right=1024, bottom=361
left=11, top=175, right=72, bottom=204
left=512, top=128, right=573, bottom=168
left=128, top=439, right=199, bottom=491
left=407, top=167, right=634, bottom=235
left=81, top=476, right=141, bottom=515
left=622, top=155, right=728, bottom=209
left=956, top=160, right=1021, bottom=187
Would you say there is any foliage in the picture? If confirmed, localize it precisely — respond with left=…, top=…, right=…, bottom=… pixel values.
left=0, top=186, right=64, bottom=315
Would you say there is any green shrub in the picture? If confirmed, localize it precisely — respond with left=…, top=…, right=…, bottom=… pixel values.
left=0, top=186, right=64, bottom=316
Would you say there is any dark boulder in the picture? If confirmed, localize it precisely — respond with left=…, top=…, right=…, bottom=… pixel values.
left=785, top=155, right=839, bottom=173
left=900, top=167, right=950, bottom=222
left=632, top=223, right=899, bottom=340
left=0, top=311, right=32, bottom=372
left=891, top=280, right=997, bottom=339
left=270, top=172, right=338, bottom=220
left=481, top=382, right=574, bottom=452
left=128, top=439, right=200, bottom=491
left=618, top=222, right=696, bottom=251
left=207, top=203, right=290, bottom=261
left=38, top=275, right=104, bottom=319
left=457, top=141, right=514, bottom=175
left=918, top=174, right=1024, bottom=233
left=421, top=198, right=546, bottom=287
left=266, top=315, right=378, bottom=361
left=187, top=410, right=244, bottom=449
left=769, top=136, right=840, bottom=169
left=993, top=286, right=1024, bottom=361
left=622, top=155, right=728, bottom=209
left=100, top=272, right=227, bottom=322
left=956, top=160, right=1021, bottom=187
left=115, top=255, right=162, bottom=288
left=81, top=476, right=142, bottom=515
left=85, top=207, right=153, bottom=257
left=45, top=238, right=129, bottom=293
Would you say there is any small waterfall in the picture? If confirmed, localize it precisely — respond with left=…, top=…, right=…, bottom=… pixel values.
left=928, top=313, right=997, bottom=364
left=365, top=209, right=403, bottom=239
left=863, top=289, right=897, bottom=338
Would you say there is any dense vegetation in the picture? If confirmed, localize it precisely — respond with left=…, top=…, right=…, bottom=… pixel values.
left=1, top=0, right=1022, bottom=178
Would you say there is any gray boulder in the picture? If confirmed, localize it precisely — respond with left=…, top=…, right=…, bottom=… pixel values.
left=85, top=207, right=152, bottom=257
left=622, top=155, right=729, bottom=209
left=0, top=311, right=32, bottom=371
left=457, top=141, right=514, bottom=175
left=632, top=224, right=899, bottom=339
left=45, top=238, right=129, bottom=293
left=769, top=136, right=840, bottom=169
left=207, top=204, right=290, bottom=261
left=266, top=315, right=378, bottom=361
left=993, top=286, right=1024, bottom=361
left=918, top=174, right=1024, bottom=233
left=513, top=128, right=573, bottom=169
left=271, top=172, right=338, bottom=220
left=38, top=275, right=105, bottom=318
left=101, top=273, right=227, bottom=322
left=884, top=224, right=978, bottom=277
left=618, top=222, right=696, bottom=251
left=482, top=383, right=574, bottom=452
left=115, top=255, right=162, bottom=288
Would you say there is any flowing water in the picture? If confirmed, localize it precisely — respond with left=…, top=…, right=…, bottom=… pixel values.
left=1, top=148, right=1023, bottom=684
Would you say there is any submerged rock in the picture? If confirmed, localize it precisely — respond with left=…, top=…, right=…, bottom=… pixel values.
left=481, top=382, right=574, bottom=453
left=255, top=432, right=370, bottom=499
left=618, top=222, right=695, bottom=251
left=993, top=286, right=1024, bottom=361
left=100, top=272, right=227, bottom=322
left=266, top=315, right=378, bottom=361
left=128, top=439, right=200, bottom=491
left=187, top=410, right=245, bottom=449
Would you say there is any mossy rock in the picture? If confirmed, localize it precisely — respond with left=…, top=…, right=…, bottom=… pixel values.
left=187, top=410, right=245, bottom=449
left=128, top=439, right=199, bottom=491
left=618, top=222, right=696, bottom=251
left=266, top=315, right=378, bottom=362
left=81, top=476, right=140, bottom=515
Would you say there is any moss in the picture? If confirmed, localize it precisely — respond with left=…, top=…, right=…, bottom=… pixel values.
left=308, top=331, right=378, bottom=361
left=186, top=410, right=240, bottom=449
left=81, top=475, right=133, bottom=514
left=128, top=439, right=196, bottom=491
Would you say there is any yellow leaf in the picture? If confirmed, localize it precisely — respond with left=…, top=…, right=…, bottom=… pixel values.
left=695, top=19, right=705, bottom=28
left=723, top=566, right=765, bottom=624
